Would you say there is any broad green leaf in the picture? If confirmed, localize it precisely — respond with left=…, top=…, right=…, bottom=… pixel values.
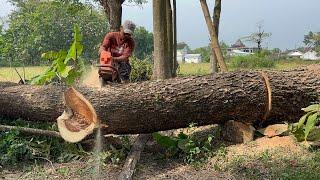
left=30, top=71, right=56, bottom=85
left=307, top=128, right=320, bottom=141
left=66, top=24, right=83, bottom=62
left=177, top=132, right=189, bottom=140
left=65, top=69, right=79, bottom=85
left=55, top=58, right=67, bottom=74
left=41, top=50, right=67, bottom=60
left=302, top=104, right=320, bottom=112
left=177, top=139, right=193, bottom=152
left=292, top=127, right=305, bottom=142
left=152, top=132, right=177, bottom=149
left=297, top=112, right=313, bottom=129
left=304, top=113, right=319, bottom=140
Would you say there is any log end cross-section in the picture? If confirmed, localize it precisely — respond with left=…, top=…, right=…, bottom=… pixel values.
left=57, top=87, right=100, bottom=143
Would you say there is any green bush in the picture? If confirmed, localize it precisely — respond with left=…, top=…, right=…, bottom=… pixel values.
left=230, top=51, right=275, bottom=69
left=0, top=118, right=86, bottom=166
left=129, top=56, right=153, bottom=82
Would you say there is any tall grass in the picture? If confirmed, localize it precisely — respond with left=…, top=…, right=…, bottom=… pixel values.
left=230, top=52, right=275, bottom=69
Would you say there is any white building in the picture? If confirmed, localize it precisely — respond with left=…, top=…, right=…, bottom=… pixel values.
left=227, top=39, right=259, bottom=57
left=177, top=47, right=202, bottom=63
left=302, top=50, right=320, bottom=60
left=184, top=54, right=202, bottom=63
left=287, top=50, right=303, bottom=58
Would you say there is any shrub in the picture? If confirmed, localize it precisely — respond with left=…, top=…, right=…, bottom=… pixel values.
left=230, top=51, right=275, bottom=69
left=129, top=56, right=153, bottom=82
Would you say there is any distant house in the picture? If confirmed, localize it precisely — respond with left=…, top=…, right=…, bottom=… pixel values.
left=227, top=39, right=259, bottom=56
left=184, top=54, right=202, bottom=63
left=177, top=47, right=202, bottom=63
left=287, top=50, right=303, bottom=58
left=302, top=50, right=320, bottom=60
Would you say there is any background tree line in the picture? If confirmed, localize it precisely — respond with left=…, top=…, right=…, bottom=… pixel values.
left=0, top=0, right=153, bottom=66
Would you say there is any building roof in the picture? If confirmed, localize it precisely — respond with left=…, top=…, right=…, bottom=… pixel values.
left=231, top=39, right=246, bottom=48
left=288, top=50, right=303, bottom=57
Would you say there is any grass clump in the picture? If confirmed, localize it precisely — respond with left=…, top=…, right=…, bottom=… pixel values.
left=230, top=51, right=275, bottom=69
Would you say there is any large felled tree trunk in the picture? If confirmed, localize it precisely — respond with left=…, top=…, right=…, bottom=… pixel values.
left=99, top=0, right=124, bottom=31
left=1, top=66, right=319, bottom=135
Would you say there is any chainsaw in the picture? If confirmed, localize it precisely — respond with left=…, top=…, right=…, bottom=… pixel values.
left=97, top=50, right=119, bottom=86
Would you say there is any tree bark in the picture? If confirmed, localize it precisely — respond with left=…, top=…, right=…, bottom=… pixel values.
left=210, top=0, right=221, bottom=74
left=0, top=66, right=320, bottom=134
left=172, top=0, right=178, bottom=77
left=99, top=0, right=124, bottom=31
left=166, top=0, right=174, bottom=77
left=200, top=0, right=227, bottom=72
left=152, top=0, right=171, bottom=79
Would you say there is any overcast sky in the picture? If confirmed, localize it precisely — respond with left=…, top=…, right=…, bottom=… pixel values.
left=1, top=0, right=320, bottom=50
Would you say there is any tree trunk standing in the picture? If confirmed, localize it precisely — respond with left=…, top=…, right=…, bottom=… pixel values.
left=99, top=0, right=124, bottom=31
left=1, top=65, right=319, bottom=134
left=210, top=53, right=218, bottom=73
left=200, top=0, right=227, bottom=72
left=152, top=0, right=171, bottom=79
left=166, top=0, right=174, bottom=77
left=172, top=0, right=178, bottom=77
left=210, top=0, right=221, bottom=73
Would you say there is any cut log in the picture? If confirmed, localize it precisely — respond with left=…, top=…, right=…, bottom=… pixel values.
left=118, top=134, right=151, bottom=180
left=0, top=66, right=319, bottom=135
left=221, top=121, right=255, bottom=143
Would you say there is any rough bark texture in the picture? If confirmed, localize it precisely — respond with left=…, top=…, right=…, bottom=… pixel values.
left=152, top=0, right=171, bottom=79
left=200, top=0, right=227, bottom=72
left=99, top=0, right=124, bottom=31
left=166, top=0, right=174, bottom=77
left=0, top=66, right=319, bottom=135
left=210, top=0, right=221, bottom=74
left=172, top=0, right=178, bottom=77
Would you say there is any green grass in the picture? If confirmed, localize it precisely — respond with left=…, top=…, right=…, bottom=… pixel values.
left=0, top=66, right=48, bottom=82
left=0, top=59, right=319, bottom=82
left=178, top=59, right=319, bottom=76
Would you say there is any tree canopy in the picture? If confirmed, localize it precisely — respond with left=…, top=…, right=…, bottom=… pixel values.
left=133, top=26, right=153, bottom=60
left=0, top=0, right=108, bottom=66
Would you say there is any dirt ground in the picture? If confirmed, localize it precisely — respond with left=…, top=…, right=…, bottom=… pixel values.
left=1, top=129, right=314, bottom=180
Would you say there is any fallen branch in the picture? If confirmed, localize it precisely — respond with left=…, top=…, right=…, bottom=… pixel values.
left=118, top=134, right=151, bottom=180
left=0, top=124, right=61, bottom=138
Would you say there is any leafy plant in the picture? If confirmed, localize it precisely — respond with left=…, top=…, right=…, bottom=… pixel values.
left=290, top=104, right=320, bottom=141
left=129, top=56, right=153, bottom=82
left=30, top=24, right=85, bottom=85
left=152, top=125, right=214, bottom=165
left=0, top=118, right=88, bottom=166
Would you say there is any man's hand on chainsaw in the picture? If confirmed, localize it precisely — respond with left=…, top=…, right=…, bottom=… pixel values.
left=112, top=57, right=118, bottom=62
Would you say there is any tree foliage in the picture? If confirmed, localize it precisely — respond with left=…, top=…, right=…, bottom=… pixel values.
left=191, top=46, right=210, bottom=63
left=133, top=26, right=153, bottom=60
left=304, top=31, right=320, bottom=55
left=0, top=0, right=108, bottom=66
left=30, top=24, right=85, bottom=85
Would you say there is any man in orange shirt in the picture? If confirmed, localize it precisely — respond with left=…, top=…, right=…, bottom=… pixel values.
left=99, top=20, right=136, bottom=83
